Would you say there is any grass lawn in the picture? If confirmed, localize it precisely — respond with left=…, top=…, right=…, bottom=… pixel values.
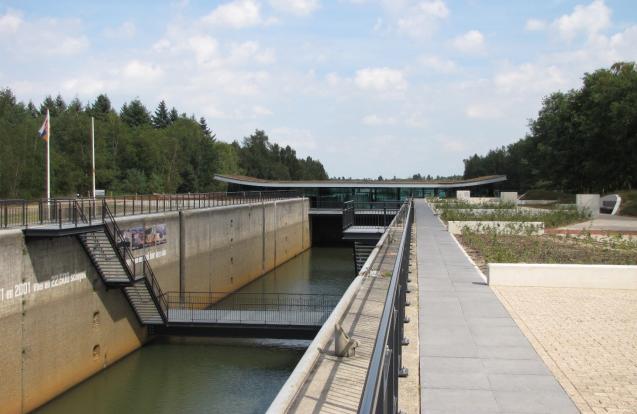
left=458, top=231, right=637, bottom=271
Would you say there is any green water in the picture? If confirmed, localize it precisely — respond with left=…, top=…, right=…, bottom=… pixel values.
left=36, top=247, right=353, bottom=414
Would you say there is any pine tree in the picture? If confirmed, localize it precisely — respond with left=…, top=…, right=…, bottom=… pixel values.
left=68, top=97, right=83, bottom=113
left=40, top=95, right=57, bottom=116
left=151, top=100, right=170, bottom=128
left=54, top=94, right=67, bottom=113
left=199, top=117, right=212, bottom=139
left=91, top=94, right=113, bottom=117
left=169, top=107, right=179, bottom=124
left=26, top=101, right=38, bottom=117
left=120, top=99, right=151, bottom=127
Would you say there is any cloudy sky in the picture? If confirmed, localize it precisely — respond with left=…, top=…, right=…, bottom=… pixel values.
left=1, top=0, right=636, bottom=178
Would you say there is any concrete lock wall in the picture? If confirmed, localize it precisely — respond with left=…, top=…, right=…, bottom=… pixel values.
left=0, top=198, right=309, bottom=413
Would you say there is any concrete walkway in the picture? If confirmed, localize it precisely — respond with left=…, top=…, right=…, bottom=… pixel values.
left=415, top=200, right=578, bottom=413
left=555, top=213, right=637, bottom=234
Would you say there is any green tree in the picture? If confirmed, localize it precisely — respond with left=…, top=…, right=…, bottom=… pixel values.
left=152, top=100, right=170, bottom=128
left=120, top=99, right=151, bottom=128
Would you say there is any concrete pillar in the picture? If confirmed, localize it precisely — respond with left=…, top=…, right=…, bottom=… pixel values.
left=261, top=201, right=266, bottom=271
left=500, top=192, right=518, bottom=203
left=576, top=194, right=600, bottom=218
left=179, top=211, right=186, bottom=299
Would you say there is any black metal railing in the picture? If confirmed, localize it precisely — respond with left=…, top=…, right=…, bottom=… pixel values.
left=310, top=196, right=347, bottom=209
left=342, top=201, right=403, bottom=230
left=163, top=292, right=340, bottom=326
left=358, top=200, right=413, bottom=414
left=0, top=190, right=299, bottom=229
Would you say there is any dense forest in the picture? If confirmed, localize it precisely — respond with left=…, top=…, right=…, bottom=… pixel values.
left=0, top=90, right=328, bottom=199
left=463, top=62, right=637, bottom=193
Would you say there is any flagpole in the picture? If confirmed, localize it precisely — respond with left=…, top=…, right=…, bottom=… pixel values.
left=46, top=109, right=51, bottom=202
left=91, top=116, right=95, bottom=199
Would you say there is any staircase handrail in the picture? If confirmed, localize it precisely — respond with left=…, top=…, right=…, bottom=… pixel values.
left=73, top=200, right=90, bottom=226
left=101, top=200, right=138, bottom=280
left=142, top=257, right=168, bottom=322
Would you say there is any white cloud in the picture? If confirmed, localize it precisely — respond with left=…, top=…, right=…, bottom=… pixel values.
left=362, top=114, right=397, bottom=126
left=269, top=0, right=320, bottom=16
left=437, top=136, right=467, bottom=153
left=465, top=104, right=502, bottom=120
left=62, top=77, right=107, bottom=96
left=252, top=105, right=273, bottom=116
left=354, top=67, right=407, bottom=92
left=104, top=21, right=136, bottom=39
left=421, top=56, right=458, bottom=73
left=271, top=127, right=318, bottom=154
left=0, top=12, right=88, bottom=57
left=553, top=0, right=611, bottom=41
left=525, top=18, right=546, bottom=32
left=451, top=30, right=485, bottom=55
left=0, top=10, right=22, bottom=33
left=202, top=0, right=262, bottom=28
left=188, top=35, right=219, bottom=65
left=122, top=60, right=163, bottom=81
left=494, top=63, right=566, bottom=95
left=396, top=0, right=449, bottom=38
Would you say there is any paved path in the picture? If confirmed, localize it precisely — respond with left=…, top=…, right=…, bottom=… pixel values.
left=494, top=286, right=637, bottom=414
left=557, top=214, right=637, bottom=234
left=415, top=200, right=577, bottom=413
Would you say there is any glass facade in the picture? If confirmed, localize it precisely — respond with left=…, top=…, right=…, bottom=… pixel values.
left=227, top=182, right=498, bottom=205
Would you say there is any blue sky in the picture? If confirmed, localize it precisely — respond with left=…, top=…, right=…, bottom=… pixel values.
left=1, top=0, right=636, bottom=178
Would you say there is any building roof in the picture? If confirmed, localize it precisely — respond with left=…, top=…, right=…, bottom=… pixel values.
left=213, top=174, right=507, bottom=189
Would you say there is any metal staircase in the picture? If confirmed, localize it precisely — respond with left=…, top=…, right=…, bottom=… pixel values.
left=78, top=230, right=130, bottom=284
left=354, top=241, right=375, bottom=273
left=77, top=202, right=167, bottom=325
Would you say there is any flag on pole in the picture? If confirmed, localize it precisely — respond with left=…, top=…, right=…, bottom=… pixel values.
left=38, top=110, right=50, bottom=142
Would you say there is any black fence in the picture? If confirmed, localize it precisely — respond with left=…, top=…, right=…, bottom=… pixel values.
left=342, top=201, right=403, bottom=230
left=163, top=292, right=341, bottom=326
left=358, top=199, right=413, bottom=414
left=0, top=190, right=299, bottom=229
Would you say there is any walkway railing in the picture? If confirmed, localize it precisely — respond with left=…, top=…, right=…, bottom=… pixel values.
left=342, top=200, right=403, bottom=230
left=358, top=199, right=413, bottom=414
left=164, top=292, right=341, bottom=326
left=1, top=190, right=299, bottom=229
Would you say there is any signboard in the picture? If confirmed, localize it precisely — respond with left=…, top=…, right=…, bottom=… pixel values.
left=123, top=223, right=167, bottom=250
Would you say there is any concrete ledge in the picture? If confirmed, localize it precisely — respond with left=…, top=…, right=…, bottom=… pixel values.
left=447, top=221, right=544, bottom=235
left=488, top=263, right=637, bottom=289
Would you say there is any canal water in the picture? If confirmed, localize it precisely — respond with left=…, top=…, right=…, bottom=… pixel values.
left=36, top=247, right=354, bottom=414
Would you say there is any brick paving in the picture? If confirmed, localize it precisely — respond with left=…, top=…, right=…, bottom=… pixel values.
left=493, top=286, right=637, bottom=414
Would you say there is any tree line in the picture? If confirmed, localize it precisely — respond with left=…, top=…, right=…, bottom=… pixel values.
left=0, top=90, right=328, bottom=199
left=463, top=62, right=637, bottom=193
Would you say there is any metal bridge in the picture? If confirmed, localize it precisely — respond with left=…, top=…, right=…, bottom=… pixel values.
left=14, top=192, right=336, bottom=339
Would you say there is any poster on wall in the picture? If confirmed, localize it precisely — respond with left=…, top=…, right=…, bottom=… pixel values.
left=123, top=224, right=167, bottom=250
